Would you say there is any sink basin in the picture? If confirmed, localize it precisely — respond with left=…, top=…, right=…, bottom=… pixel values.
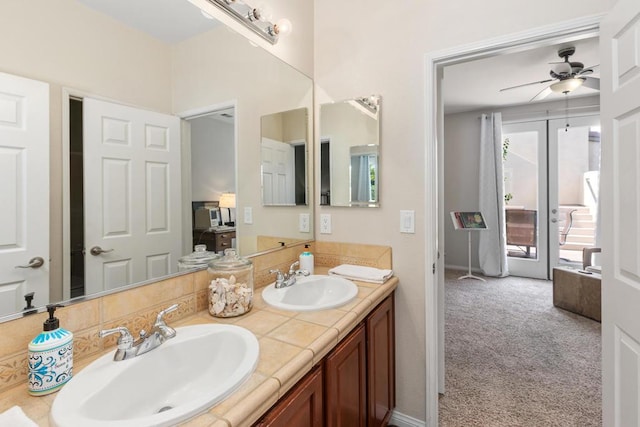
left=50, top=324, right=259, bottom=427
left=262, top=275, right=358, bottom=312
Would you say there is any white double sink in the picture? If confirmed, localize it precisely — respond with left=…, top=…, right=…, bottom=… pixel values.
left=50, top=275, right=357, bottom=426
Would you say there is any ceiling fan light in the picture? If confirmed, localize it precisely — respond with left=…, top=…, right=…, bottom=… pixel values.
left=550, top=78, right=584, bottom=94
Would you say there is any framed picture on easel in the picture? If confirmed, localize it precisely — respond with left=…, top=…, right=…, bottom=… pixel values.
left=450, top=211, right=488, bottom=282
left=450, top=211, right=488, bottom=230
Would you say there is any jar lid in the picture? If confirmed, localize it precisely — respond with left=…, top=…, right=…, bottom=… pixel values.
left=179, top=245, right=220, bottom=266
left=208, top=248, right=252, bottom=270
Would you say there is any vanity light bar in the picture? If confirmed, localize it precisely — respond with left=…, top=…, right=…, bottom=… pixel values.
left=206, top=0, right=278, bottom=44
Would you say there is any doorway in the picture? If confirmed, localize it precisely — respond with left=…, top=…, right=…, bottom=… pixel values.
left=425, top=16, right=602, bottom=425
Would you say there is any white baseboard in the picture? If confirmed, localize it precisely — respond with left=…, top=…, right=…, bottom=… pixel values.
left=389, top=410, right=427, bottom=427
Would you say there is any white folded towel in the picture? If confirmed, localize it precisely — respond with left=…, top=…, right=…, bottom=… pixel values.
left=328, top=264, right=393, bottom=284
left=0, top=406, right=38, bottom=427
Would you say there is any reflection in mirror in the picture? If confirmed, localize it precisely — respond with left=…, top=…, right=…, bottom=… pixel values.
left=261, top=108, right=308, bottom=206
left=319, top=96, right=380, bottom=207
left=0, top=0, right=313, bottom=322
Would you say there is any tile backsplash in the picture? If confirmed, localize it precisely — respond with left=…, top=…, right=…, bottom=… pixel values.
left=0, top=241, right=391, bottom=394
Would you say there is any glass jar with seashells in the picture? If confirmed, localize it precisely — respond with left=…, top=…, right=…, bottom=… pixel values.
left=207, top=249, right=254, bottom=318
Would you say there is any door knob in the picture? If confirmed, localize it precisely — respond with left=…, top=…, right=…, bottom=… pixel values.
left=551, top=218, right=558, bottom=223
left=551, top=208, right=558, bottom=214
left=15, top=257, right=45, bottom=269
left=90, top=246, right=114, bottom=256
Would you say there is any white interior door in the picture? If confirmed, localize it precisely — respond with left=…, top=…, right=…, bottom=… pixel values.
left=601, top=0, right=640, bottom=424
left=502, top=120, right=549, bottom=279
left=0, top=72, right=49, bottom=316
left=261, top=137, right=295, bottom=205
left=83, top=98, right=181, bottom=294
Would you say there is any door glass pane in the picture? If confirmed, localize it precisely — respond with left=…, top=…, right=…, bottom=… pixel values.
left=556, top=125, right=601, bottom=266
left=503, top=131, right=539, bottom=260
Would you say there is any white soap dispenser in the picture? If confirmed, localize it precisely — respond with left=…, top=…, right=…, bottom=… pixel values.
left=28, top=304, right=74, bottom=396
left=299, top=244, right=314, bottom=275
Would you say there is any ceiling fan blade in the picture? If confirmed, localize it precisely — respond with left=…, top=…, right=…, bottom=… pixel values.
left=578, top=64, right=600, bottom=75
left=500, top=79, right=554, bottom=92
left=582, top=76, right=600, bottom=90
left=530, top=86, right=552, bottom=102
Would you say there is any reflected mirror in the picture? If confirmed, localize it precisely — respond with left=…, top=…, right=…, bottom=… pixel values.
left=319, top=96, right=380, bottom=207
left=0, top=0, right=313, bottom=321
left=261, top=108, right=309, bottom=206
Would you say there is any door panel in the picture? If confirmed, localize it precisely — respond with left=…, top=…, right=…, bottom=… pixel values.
left=83, top=98, right=181, bottom=294
left=502, top=121, right=548, bottom=279
left=262, top=138, right=295, bottom=205
left=600, top=0, right=640, bottom=423
left=548, top=116, right=600, bottom=277
left=0, top=72, right=49, bottom=315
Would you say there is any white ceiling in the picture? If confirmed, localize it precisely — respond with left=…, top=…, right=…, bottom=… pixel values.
left=442, top=37, right=600, bottom=114
left=78, top=0, right=221, bottom=43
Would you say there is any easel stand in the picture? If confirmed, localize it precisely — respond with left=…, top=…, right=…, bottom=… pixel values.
left=458, top=230, right=486, bottom=282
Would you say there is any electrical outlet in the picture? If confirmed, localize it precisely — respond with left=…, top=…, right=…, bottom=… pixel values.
left=299, top=213, right=310, bottom=233
left=320, top=214, right=332, bottom=234
left=400, top=210, right=415, bottom=233
left=244, top=207, right=253, bottom=224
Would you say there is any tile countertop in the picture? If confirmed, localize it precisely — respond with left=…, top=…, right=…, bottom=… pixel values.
left=0, top=267, right=398, bottom=427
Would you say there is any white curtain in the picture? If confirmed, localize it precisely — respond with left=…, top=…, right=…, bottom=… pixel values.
left=478, top=113, right=508, bottom=277
left=351, top=155, right=369, bottom=202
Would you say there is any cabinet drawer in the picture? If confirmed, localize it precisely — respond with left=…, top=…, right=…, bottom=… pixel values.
left=215, top=232, right=235, bottom=252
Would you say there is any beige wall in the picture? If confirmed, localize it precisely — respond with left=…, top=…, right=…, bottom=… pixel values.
left=187, top=0, right=314, bottom=77
left=314, top=0, right=614, bottom=422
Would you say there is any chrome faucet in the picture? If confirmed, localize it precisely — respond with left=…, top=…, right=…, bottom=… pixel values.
left=99, top=304, right=178, bottom=361
left=270, top=261, right=310, bottom=289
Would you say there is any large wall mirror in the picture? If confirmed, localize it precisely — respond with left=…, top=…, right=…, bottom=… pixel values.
left=0, top=0, right=313, bottom=321
left=319, top=96, right=380, bottom=207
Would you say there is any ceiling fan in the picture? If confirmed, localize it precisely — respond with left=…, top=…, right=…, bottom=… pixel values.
left=500, top=46, right=600, bottom=102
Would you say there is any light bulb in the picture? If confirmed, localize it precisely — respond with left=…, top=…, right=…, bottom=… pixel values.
left=274, top=18, right=292, bottom=36
left=256, top=3, right=273, bottom=22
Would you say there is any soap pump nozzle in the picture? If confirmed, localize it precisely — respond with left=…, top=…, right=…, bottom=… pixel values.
left=44, top=304, right=63, bottom=331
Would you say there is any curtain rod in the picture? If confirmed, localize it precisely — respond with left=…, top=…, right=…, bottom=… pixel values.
left=477, top=103, right=599, bottom=119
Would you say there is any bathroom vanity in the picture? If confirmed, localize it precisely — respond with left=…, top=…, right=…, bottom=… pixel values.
left=255, top=293, right=395, bottom=427
left=0, top=242, right=397, bottom=427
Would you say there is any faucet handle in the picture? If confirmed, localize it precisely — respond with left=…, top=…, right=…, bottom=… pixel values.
left=269, top=269, right=284, bottom=280
left=288, top=261, right=300, bottom=274
left=155, top=303, right=178, bottom=324
left=99, top=327, right=134, bottom=349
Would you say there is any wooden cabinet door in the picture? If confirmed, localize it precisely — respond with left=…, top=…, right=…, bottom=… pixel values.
left=367, top=294, right=396, bottom=427
left=256, top=366, right=323, bottom=427
left=325, top=323, right=367, bottom=427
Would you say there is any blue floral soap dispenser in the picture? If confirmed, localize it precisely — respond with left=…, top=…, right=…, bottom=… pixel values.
left=28, top=304, right=73, bottom=396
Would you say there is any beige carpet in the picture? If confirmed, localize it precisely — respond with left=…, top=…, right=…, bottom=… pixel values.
left=439, top=270, right=601, bottom=426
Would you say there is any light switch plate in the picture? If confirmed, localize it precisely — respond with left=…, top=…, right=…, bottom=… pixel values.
left=299, top=213, right=310, bottom=233
left=320, top=214, right=332, bottom=234
left=244, top=207, right=253, bottom=224
left=400, top=210, right=415, bottom=233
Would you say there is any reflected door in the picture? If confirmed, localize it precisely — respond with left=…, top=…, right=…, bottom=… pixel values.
left=83, top=98, right=182, bottom=293
left=503, top=121, right=549, bottom=279
left=0, top=72, right=49, bottom=315
left=261, top=138, right=295, bottom=205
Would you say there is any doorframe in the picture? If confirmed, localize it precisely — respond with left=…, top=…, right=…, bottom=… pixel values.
left=423, top=15, right=603, bottom=426
left=178, top=101, right=239, bottom=255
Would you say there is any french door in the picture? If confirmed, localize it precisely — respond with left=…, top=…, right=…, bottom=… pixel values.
left=503, top=114, right=600, bottom=279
